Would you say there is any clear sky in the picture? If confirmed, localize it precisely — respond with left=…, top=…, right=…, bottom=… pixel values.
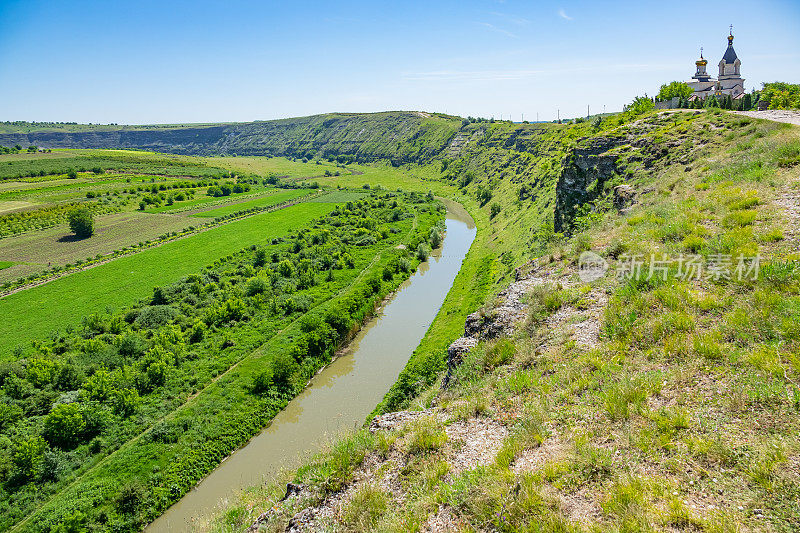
left=1, top=0, right=798, bottom=124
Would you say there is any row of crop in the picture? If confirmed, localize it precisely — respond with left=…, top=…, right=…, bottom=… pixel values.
left=0, top=201, right=123, bottom=239
left=0, top=192, right=320, bottom=295
left=0, top=155, right=228, bottom=182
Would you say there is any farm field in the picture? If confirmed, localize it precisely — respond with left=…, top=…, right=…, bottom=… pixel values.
left=0, top=149, right=227, bottom=180
left=146, top=186, right=278, bottom=214
left=309, top=190, right=371, bottom=203
left=0, top=189, right=444, bottom=532
left=0, top=211, right=193, bottom=283
left=0, top=200, right=36, bottom=215
left=210, top=155, right=342, bottom=179
left=189, top=188, right=310, bottom=217
left=0, top=202, right=334, bottom=352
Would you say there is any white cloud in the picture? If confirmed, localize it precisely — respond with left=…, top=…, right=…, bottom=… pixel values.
left=558, top=8, right=573, bottom=21
left=477, top=22, right=518, bottom=39
left=489, top=11, right=530, bottom=25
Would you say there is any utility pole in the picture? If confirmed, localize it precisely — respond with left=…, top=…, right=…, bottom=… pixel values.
left=587, top=105, right=590, bottom=118
left=557, top=109, right=560, bottom=122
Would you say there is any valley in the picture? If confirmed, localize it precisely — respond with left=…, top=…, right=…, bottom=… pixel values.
left=0, top=107, right=798, bottom=532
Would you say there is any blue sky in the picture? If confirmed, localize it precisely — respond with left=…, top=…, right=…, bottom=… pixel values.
left=1, top=0, right=798, bottom=124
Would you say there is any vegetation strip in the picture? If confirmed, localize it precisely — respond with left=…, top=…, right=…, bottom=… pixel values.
left=0, top=192, right=321, bottom=297
left=2, top=191, right=444, bottom=531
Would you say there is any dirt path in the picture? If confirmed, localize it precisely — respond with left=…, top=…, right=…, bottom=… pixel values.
left=733, top=110, right=800, bottom=126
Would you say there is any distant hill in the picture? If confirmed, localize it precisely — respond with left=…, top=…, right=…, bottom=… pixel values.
left=0, top=112, right=463, bottom=165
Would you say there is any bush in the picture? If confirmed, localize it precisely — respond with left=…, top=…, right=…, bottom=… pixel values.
left=271, top=351, right=296, bottom=389
left=134, top=305, right=177, bottom=329
left=188, top=320, right=206, bottom=344
left=67, top=208, right=94, bottom=238
left=112, top=388, right=140, bottom=417
left=12, top=436, right=49, bottom=482
left=416, top=243, right=431, bottom=261
left=626, top=95, right=655, bottom=115
left=115, top=482, right=145, bottom=515
left=43, top=403, right=86, bottom=449
left=490, top=202, right=502, bottom=219
left=429, top=227, right=443, bottom=248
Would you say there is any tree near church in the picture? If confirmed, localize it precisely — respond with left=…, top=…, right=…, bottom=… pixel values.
left=657, top=81, right=693, bottom=101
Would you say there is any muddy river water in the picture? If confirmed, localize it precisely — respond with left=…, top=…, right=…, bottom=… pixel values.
left=147, top=200, right=476, bottom=531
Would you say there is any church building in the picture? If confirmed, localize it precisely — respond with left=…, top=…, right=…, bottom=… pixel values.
left=687, top=28, right=745, bottom=101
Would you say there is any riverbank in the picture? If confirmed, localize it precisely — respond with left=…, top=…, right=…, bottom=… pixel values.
left=147, top=205, right=476, bottom=531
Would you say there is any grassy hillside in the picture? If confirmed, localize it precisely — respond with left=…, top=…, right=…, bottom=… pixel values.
left=0, top=112, right=462, bottom=163
left=3, top=110, right=799, bottom=532
left=207, top=110, right=800, bottom=532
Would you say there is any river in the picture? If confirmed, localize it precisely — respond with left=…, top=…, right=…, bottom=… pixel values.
left=147, top=200, right=476, bottom=531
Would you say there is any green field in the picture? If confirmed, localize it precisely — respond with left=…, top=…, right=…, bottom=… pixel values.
left=1, top=191, right=444, bottom=532
left=0, top=202, right=333, bottom=352
left=190, top=188, right=311, bottom=217
left=309, top=190, right=371, bottom=203
left=0, top=211, right=194, bottom=283
left=0, top=260, right=11, bottom=270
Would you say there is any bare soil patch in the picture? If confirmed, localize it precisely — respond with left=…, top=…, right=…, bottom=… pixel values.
left=733, top=109, right=800, bottom=126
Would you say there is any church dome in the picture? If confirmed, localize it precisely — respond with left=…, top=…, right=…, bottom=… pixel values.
left=722, top=31, right=738, bottom=64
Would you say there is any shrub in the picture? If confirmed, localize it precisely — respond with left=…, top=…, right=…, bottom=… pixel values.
left=189, top=320, right=207, bottom=343
left=112, top=388, right=140, bottom=417
left=115, top=482, right=145, bottom=515
left=11, top=436, right=49, bottom=482
left=251, top=368, right=273, bottom=394
left=67, top=208, right=94, bottom=238
left=43, top=403, right=86, bottom=449
left=416, top=243, right=431, bottom=261
left=245, top=276, right=268, bottom=296
left=134, top=305, right=177, bottom=329
left=270, top=351, right=296, bottom=389
left=490, top=202, right=501, bottom=219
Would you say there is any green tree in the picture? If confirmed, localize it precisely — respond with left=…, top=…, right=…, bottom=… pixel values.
left=271, top=351, right=296, bottom=389
left=12, top=436, right=49, bottom=481
left=627, top=95, right=655, bottom=115
left=760, top=82, right=800, bottom=109
left=476, top=186, right=492, bottom=206
left=43, top=403, right=86, bottom=448
left=26, top=358, right=57, bottom=388
left=82, top=369, right=115, bottom=401
left=112, top=388, right=140, bottom=417
left=278, top=259, right=295, bottom=277
left=68, top=208, right=94, bottom=238
left=429, top=227, right=442, bottom=248
left=657, top=81, right=693, bottom=101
